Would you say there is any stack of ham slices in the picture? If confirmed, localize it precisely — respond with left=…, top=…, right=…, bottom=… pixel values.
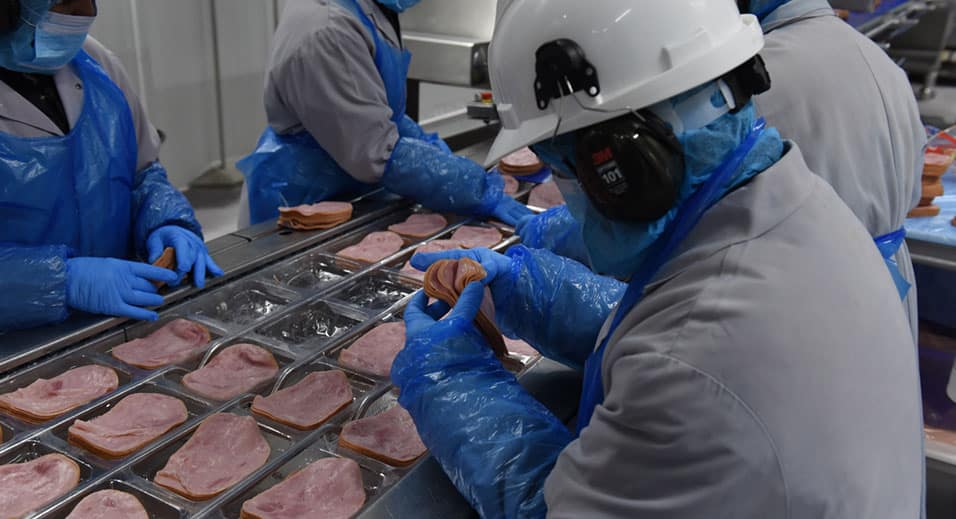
left=387, top=213, right=448, bottom=241
left=68, top=393, right=188, bottom=458
left=278, top=202, right=353, bottom=231
left=240, top=457, right=366, bottom=519
left=338, top=322, right=406, bottom=378
left=0, top=453, right=80, bottom=517
left=65, top=490, right=148, bottom=519
left=339, top=406, right=427, bottom=467
left=155, top=413, right=271, bottom=500
left=337, top=231, right=404, bottom=264
left=112, top=319, right=211, bottom=370
left=498, top=147, right=543, bottom=176
left=182, top=344, right=279, bottom=401
left=423, top=258, right=506, bottom=358
left=0, top=365, right=119, bottom=422
left=252, top=370, right=354, bottom=430
left=151, top=247, right=177, bottom=289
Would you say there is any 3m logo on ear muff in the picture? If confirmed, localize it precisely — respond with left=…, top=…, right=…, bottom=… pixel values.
left=590, top=147, right=630, bottom=195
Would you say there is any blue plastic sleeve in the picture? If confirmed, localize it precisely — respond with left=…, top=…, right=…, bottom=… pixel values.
left=0, top=244, right=71, bottom=331
left=393, top=321, right=572, bottom=519
left=517, top=205, right=591, bottom=264
left=493, top=246, right=626, bottom=370
left=383, top=137, right=503, bottom=217
left=131, top=162, right=203, bottom=259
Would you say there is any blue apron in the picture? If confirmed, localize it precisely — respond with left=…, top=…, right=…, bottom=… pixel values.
left=874, top=228, right=911, bottom=300
left=576, top=120, right=768, bottom=435
left=238, top=0, right=411, bottom=224
left=0, top=50, right=137, bottom=258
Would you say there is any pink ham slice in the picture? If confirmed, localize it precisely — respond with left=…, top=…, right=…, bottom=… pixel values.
left=0, top=453, right=80, bottom=518
left=400, top=239, right=464, bottom=281
left=68, top=393, right=188, bottom=458
left=112, top=319, right=211, bottom=370
left=240, top=457, right=366, bottom=519
left=337, top=323, right=406, bottom=378
left=528, top=182, right=565, bottom=209
left=450, top=226, right=503, bottom=249
left=338, top=406, right=426, bottom=467
left=65, top=490, right=148, bottom=519
left=182, top=344, right=279, bottom=401
left=503, top=175, right=520, bottom=196
left=387, top=213, right=448, bottom=239
left=0, top=365, right=119, bottom=422
left=251, top=371, right=353, bottom=430
left=337, top=231, right=404, bottom=264
left=155, top=413, right=271, bottom=500
left=505, top=337, right=540, bottom=359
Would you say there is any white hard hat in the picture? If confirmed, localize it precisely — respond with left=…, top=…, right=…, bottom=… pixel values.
left=486, top=0, right=765, bottom=165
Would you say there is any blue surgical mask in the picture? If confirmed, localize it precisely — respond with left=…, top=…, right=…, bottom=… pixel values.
left=14, top=11, right=94, bottom=73
left=376, top=0, right=422, bottom=13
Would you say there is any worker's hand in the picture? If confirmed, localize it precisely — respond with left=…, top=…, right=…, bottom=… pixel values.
left=147, top=226, right=224, bottom=289
left=409, top=247, right=513, bottom=287
left=65, top=257, right=178, bottom=321
left=489, top=196, right=535, bottom=227
left=404, top=281, right=486, bottom=338
left=514, top=205, right=591, bottom=265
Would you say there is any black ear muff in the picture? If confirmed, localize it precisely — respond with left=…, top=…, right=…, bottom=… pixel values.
left=0, top=0, right=20, bottom=35
left=574, top=111, right=685, bottom=222
left=737, top=0, right=749, bottom=13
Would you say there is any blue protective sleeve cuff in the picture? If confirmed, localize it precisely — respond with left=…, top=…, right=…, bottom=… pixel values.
left=518, top=205, right=590, bottom=265
left=131, top=162, right=203, bottom=259
left=383, top=137, right=503, bottom=217
left=393, top=324, right=572, bottom=519
left=493, top=246, right=626, bottom=370
left=0, top=244, right=71, bottom=331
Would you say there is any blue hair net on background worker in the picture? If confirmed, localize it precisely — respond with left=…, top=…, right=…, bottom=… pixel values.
left=237, top=0, right=530, bottom=226
left=0, top=0, right=220, bottom=331
left=392, top=1, right=924, bottom=517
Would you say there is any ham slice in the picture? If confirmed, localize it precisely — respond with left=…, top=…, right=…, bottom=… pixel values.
left=151, top=247, right=177, bottom=289
left=339, top=406, right=426, bottom=467
left=0, top=365, right=119, bottom=422
left=183, top=344, right=279, bottom=401
left=251, top=371, right=353, bottom=430
left=112, top=319, right=211, bottom=370
left=528, top=181, right=565, bottom=209
left=278, top=202, right=353, bottom=231
left=338, top=323, right=406, bottom=378
left=155, top=413, right=271, bottom=500
left=400, top=240, right=463, bottom=281
left=337, top=231, right=404, bottom=264
left=65, top=490, right=147, bottom=519
left=68, top=393, right=188, bottom=458
left=0, top=453, right=80, bottom=518
left=503, top=175, right=520, bottom=196
left=387, top=213, right=448, bottom=240
left=424, top=259, right=506, bottom=357
left=450, top=226, right=502, bottom=249
left=240, top=457, right=366, bottom=519
left=505, top=337, right=540, bottom=359
left=499, top=147, right=543, bottom=176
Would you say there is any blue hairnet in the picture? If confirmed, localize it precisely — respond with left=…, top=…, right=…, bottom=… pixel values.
left=559, top=84, right=784, bottom=278
left=0, top=0, right=56, bottom=70
left=744, top=0, right=792, bottom=20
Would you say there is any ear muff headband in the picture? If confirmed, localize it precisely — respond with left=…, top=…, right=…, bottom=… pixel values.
left=0, top=0, right=19, bottom=35
left=574, top=111, right=686, bottom=222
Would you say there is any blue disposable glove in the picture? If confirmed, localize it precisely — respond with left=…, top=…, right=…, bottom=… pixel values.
left=383, top=137, right=503, bottom=218
left=515, top=205, right=590, bottom=264
left=490, top=195, right=535, bottom=227
left=394, top=284, right=572, bottom=518
left=397, top=115, right=452, bottom=154
left=411, top=246, right=625, bottom=370
left=66, top=257, right=178, bottom=321
left=146, top=226, right=224, bottom=289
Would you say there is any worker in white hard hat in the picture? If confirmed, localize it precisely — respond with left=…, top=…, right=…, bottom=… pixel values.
left=390, top=1, right=925, bottom=517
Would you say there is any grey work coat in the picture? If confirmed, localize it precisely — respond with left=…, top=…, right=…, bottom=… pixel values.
left=754, top=0, right=926, bottom=342
left=543, top=144, right=924, bottom=518
left=0, top=37, right=160, bottom=171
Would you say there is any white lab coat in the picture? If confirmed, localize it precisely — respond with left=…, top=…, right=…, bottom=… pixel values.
left=754, top=0, right=925, bottom=342
left=0, top=37, right=161, bottom=172
left=543, top=144, right=924, bottom=518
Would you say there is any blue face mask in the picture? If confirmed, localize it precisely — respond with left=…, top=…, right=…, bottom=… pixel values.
left=376, top=0, right=422, bottom=13
left=15, top=11, right=95, bottom=72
